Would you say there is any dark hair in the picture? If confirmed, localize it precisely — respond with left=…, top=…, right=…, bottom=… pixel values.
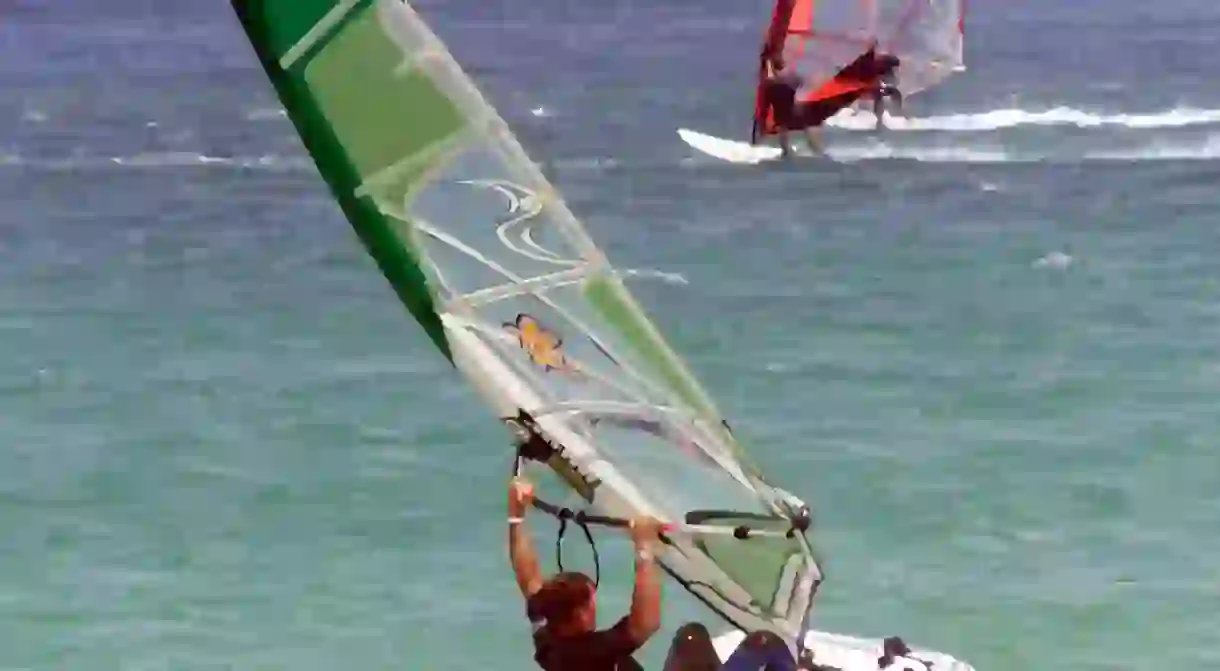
left=527, top=572, right=594, bottom=625
left=878, top=636, right=912, bottom=668
left=883, top=636, right=910, bottom=656
left=663, top=622, right=719, bottom=671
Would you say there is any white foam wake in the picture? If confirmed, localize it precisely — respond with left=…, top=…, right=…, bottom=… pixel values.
left=245, top=107, right=288, bottom=121
left=826, top=106, right=1220, bottom=132
left=827, top=132, right=1220, bottom=163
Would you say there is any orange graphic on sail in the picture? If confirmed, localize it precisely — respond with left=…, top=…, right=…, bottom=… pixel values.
left=506, top=314, right=568, bottom=372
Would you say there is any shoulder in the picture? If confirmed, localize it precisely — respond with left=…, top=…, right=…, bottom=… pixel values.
left=593, top=617, right=645, bottom=654
left=605, top=616, right=633, bottom=635
left=530, top=623, right=548, bottom=652
left=532, top=621, right=641, bottom=668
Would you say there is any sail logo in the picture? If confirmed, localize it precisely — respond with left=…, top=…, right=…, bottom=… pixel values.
left=457, top=179, right=576, bottom=266
left=505, top=313, right=569, bottom=372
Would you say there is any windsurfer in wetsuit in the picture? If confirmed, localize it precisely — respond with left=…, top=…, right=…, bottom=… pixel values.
left=761, top=52, right=824, bottom=157
left=509, top=476, right=663, bottom=671
left=869, top=52, right=904, bottom=130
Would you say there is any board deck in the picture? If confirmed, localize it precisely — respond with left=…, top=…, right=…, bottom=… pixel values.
left=677, top=128, right=832, bottom=164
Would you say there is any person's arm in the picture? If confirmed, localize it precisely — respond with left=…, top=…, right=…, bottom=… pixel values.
left=508, top=478, right=543, bottom=599
left=624, top=516, right=663, bottom=645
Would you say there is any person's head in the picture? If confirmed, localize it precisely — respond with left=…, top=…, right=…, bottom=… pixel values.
left=882, top=636, right=911, bottom=656
left=662, top=622, right=719, bottom=671
left=878, top=53, right=900, bottom=72
left=734, top=631, right=791, bottom=671
left=772, top=54, right=787, bottom=72
left=878, top=636, right=911, bottom=668
left=527, top=572, right=597, bottom=634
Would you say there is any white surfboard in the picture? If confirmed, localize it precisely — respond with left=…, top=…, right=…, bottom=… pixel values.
left=678, top=128, right=782, bottom=164
left=713, top=630, right=976, bottom=671
left=678, top=128, right=832, bottom=164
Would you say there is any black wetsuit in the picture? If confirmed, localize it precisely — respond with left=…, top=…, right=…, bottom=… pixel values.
left=872, top=54, right=903, bottom=103
left=876, top=70, right=901, bottom=100
left=532, top=616, right=644, bottom=671
left=763, top=70, right=802, bottom=130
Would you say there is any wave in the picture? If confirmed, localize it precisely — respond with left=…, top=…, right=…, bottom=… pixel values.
left=0, top=151, right=313, bottom=171
left=6, top=131, right=1220, bottom=175
left=665, top=133, right=1220, bottom=165
left=826, top=106, right=1220, bottom=132
left=236, top=102, right=1220, bottom=133
left=244, top=107, right=288, bottom=121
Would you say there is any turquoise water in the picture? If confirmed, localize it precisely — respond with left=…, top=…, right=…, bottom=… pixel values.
left=3, top=1, right=1220, bottom=669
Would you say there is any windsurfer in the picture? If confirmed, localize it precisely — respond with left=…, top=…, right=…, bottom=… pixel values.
left=868, top=52, right=904, bottom=130
left=761, top=53, right=824, bottom=157
left=509, top=476, right=663, bottom=671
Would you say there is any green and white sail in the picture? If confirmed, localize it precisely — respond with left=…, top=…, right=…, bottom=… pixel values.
left=230, top=0, right=822, bottom=648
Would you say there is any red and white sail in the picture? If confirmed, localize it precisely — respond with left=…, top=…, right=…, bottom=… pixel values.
left=753, top=0, right=965, bottom=139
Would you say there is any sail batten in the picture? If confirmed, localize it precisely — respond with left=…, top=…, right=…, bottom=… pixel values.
left=279, top=0, right=361, bottom=68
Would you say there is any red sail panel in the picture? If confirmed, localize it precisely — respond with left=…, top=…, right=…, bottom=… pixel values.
left=789, top=47, right=880, bottom=128
left=753, top=0, right=876, bottom=138
left=786, top=0, right=813, bottom=66
left=802, top=46, right=878, bottom=104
